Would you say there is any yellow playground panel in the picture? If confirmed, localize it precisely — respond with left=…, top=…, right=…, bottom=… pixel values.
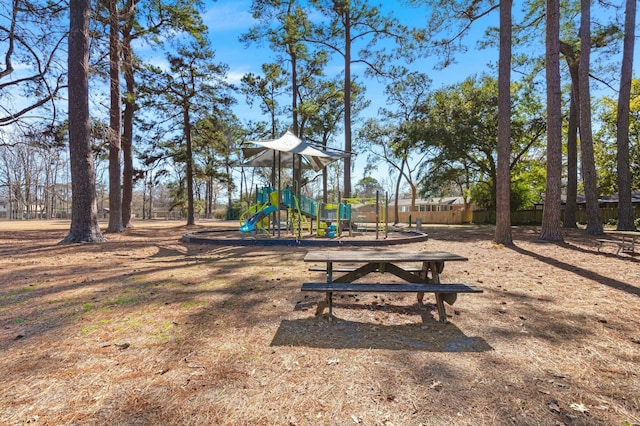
left=315, top=202, right=350, bottom=237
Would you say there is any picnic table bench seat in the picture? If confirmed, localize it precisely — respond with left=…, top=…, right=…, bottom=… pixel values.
left=595, top=238, right=636, bottom=255
left=301, top=282, right=483, bottom=321
left=301, top=282, right=482, bottom=294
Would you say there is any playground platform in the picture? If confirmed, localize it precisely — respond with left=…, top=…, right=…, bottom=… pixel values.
left=182, top=226, right=429, bottom=247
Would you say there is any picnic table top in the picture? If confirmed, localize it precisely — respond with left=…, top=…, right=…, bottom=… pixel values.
left=604, top=229, right=640, bottom=237
left=303, top=250, right=468, bottom=263
left=604, top=230, right=640, bottom=238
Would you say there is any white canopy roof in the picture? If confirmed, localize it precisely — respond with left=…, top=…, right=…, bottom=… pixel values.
left=241, top=131, right=348, bottom=172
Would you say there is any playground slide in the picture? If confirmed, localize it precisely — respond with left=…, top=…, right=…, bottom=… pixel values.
left=239, top=205, right=277, bottom=234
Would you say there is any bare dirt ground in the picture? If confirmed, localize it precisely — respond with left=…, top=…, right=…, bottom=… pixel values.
left=0, top=219, right=638, bottom=426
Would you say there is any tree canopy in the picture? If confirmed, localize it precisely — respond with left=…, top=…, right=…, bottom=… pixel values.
left=0, top=0, right=637, bottom=234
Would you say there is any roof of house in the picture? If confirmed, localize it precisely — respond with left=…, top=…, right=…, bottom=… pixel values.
left=538, top=190, right=640, bottom=205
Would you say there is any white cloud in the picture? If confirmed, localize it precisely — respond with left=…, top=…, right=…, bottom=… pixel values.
left=203, top=0, right=254, bottom=33
left=225, top=71, right=247, bottom=85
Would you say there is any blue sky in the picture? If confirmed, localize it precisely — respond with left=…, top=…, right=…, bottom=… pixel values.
left=199, top=0, right=503, bottom=190
left=195, top=1, right=636, bottom=194
left=204, top=0, right=500, bottom=112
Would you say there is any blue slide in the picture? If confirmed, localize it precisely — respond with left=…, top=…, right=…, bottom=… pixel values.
left=239, top=205, right=277, bottom=234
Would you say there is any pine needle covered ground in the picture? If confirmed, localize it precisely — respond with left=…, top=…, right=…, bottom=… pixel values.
left=0, top=220, right=638, bottom=425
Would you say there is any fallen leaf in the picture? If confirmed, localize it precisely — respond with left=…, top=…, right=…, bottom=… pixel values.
left=569, top=403, right=589, bottom=413
left=429, top=380, right=442, bottom=390
left=327, top=359, right=339, bottom=365
left=351, top=414, right=360, bottom=423
left=548, top=400, right=561, bottom=413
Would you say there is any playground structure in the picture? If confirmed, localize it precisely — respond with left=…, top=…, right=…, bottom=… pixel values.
left=238, top=131, right=390, bottom=241
left=239, top=186, right=346, bottom=239
left=239, top=187, right=391, bottom=241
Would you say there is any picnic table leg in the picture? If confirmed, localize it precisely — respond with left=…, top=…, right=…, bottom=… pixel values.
left=326, top=261, right=334, bottom=318
left=313, top=291, right=333, bottom=316
left=417, top=263, right=427, bottom=304
left=314, top=261, right=333, bottom=316
left=420, top=261, right=455, bottom=322
left=430, top=262, right=447, bottom=322
left=435, top=294, right=447, bottom=322
left=315, top=299, right=326, bottom=316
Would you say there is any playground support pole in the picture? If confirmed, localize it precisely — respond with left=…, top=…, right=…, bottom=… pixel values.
left=385, top=191, right=389, bottom=239
left=375, top=190, right=379, bottom=240
left=271, top=150, right=276, bottom=236
left=338, top=191, right=342, bottom=237
left=277, top=152, right=282, bottom=239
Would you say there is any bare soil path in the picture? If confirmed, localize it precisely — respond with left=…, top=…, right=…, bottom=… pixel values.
left=0, top=220, right=638, bottom=425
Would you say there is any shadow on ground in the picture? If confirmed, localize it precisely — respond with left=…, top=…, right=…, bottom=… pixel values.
left=270, top=316, right=492, bottom=352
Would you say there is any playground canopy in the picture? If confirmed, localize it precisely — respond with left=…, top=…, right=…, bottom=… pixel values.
left=241, top=131, right=349, bottom=171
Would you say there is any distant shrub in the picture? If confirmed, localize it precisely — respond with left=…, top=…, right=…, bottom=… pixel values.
left=226, top=201, right=243, bottom=220
left=212, top=208, right=227, bottom=220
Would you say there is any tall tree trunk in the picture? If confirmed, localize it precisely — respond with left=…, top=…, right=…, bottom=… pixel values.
left=121, top=0, right=136, bottom=228
left=394, top=159, right=404, bottom=225
left=616, top=0, right=636, bottom=230
left=322, top=167, right=328, bottom=204
left=494, top=0, right=513, bottom=245
left=291, top=52, right=302, bottom=189
left=559, top=41, right=580, bottom=229
left=62, top=0, right=105, bottom=243
left=343, top=9, right=352, bottom=198
left=578, top=0, right=602, bottom=235
left=184, top=109, right=195, bottom=226
left=226, top=162, right=233, bottom=219
left=540, top=0, right=564, bottom=242
left=106, top=0, right=123, bottom=233
left=564, top=93, right=579, bottom=228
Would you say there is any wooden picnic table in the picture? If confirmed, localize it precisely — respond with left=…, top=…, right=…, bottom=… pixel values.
left=302, top=249, right=481, bottom=322
left=597, top=230, right=640, bottom=255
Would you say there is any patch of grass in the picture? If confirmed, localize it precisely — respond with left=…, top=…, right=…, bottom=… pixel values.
left=182, top=300, right=207, bottom=309
left=124, top=317, right=142, bottom=328
left=113, top=296, right=136, bottom=305
left=13, top=317, right=29, bottom=324
left=0, top=286, right=35, bottom=301
left=155, top=321, right=176, bottom=341
left=79, top=319, right=111, bottom=335
left=105, top=294, right=141, bottom=307
left=79, top=324, right=100, bottom=334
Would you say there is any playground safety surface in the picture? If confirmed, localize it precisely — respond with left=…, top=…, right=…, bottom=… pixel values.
left=182, top=227, right=429, bottom=247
